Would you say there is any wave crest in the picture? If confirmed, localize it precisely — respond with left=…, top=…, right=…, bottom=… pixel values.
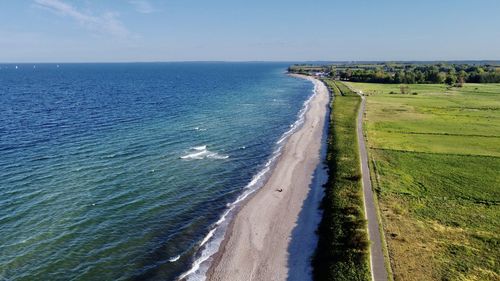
left=180, top=146, right=229, bottom=160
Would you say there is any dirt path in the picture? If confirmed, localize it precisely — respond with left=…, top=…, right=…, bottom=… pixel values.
left=355, top=88, right=389, bottom=281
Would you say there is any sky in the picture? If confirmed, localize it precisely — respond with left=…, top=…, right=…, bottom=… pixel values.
left=1, top=0, right=500, bottom=62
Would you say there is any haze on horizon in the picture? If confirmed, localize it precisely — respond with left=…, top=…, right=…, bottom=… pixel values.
left=1, top=0, right=500, bottom=63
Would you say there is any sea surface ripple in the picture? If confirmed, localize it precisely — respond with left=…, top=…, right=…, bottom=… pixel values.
left=0, top=63, right=312, bottom=281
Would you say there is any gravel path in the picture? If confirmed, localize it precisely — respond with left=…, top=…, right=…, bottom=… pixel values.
left=355, top=89, right=389, bottom=281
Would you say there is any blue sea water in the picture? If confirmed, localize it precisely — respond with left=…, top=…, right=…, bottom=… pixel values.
left=0, top=63, right=313, bottom=280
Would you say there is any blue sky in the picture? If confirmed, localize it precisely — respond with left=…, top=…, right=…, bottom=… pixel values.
left=1, top=0, right=499, bottom=62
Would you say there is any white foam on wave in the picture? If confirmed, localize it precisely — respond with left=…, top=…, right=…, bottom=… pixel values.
left=276, top=83, right=318, bottom=145
left=102, top=153, right=117, bottom=159
left=178, top=78, right=319, bottom=281
left=216, top=206, right=235, bottom=226
left=199, top=228, right=217, bottom=247
left=208, top=154, right=229, bottom=160
left=177, top=145, right=277, bottom=281
left=180, top=150, right=206, bottom=160
left=177, top=223, right=229, bottom=281
left=180, top=146, right=229, bottom=160
left=169, top=255, right=181, bottom=262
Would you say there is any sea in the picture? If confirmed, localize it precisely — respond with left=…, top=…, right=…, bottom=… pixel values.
left=0, top=62, right=315, bottom=281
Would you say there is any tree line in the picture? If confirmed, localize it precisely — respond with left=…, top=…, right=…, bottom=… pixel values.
left=339, top=65, right=500, bottom=85
left=289, top=63, right=500, bottom=85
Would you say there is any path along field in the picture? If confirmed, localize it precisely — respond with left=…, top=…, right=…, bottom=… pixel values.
left=346, top=82, right=500, bottom=281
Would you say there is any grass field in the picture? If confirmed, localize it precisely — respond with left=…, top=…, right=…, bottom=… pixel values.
left=346, top=82, right=500, bottom=280
left=313, top=79, right=370, bottom=281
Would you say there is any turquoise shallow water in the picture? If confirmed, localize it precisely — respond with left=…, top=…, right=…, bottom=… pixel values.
left=0, top=63, right=313, bottom=280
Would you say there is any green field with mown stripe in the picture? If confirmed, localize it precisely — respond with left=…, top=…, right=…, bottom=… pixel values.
left=347, top=82, right=500, bottom=280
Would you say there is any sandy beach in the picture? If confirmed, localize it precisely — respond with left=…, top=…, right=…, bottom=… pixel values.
left=207, top=75, right=330, bottom=281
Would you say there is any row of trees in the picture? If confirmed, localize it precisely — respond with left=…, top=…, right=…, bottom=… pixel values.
left=336, top=64, right=500, bottom=85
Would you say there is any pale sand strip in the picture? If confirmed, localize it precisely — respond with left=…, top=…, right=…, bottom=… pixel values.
left=207, top=75, right=330, bottom=281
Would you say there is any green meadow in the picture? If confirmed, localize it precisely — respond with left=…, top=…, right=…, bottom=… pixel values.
left=346, top=82, right=500, bottom=280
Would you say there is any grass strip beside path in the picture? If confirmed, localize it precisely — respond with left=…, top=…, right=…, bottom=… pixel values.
left=313, top=79, right=371, bottom=281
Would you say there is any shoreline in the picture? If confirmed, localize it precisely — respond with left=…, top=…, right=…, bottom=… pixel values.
left=177, top=74, right=325, bottom=281
left=205, top=74, right=330, bottom=281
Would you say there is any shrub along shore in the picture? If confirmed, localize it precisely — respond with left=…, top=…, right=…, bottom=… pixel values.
left=313, top=79, right=371, bottom=281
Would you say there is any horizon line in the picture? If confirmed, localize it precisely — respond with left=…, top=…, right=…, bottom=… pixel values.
left=1, top=59, right=500, bottom=64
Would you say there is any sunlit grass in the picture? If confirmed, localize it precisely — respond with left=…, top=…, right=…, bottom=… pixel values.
left=352, top=82, right=500, bottom=280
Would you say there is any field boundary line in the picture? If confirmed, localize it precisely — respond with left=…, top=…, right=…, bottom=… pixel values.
left=369, top=147, right=500, bottom=158
left=379, top=130, right=500, bottom=138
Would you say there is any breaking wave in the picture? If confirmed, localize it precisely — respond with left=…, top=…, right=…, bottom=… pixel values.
left=180, top=146, right=229, bottom=160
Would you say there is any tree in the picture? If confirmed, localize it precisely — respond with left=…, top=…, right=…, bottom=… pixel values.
left=394, top=71, right=404, bottom=84
left=400, top=84, right=410, bottom=94
left=426, top=66, right=441, bottom=83
left=405, top=71, right=416, bottom=84
left=437, top=72, right=447, bottom=84
left=346, top=69, right=352, bottom=79
left=456, top=70, right=467, bottom=87
left=415, top=70, right=425, bottom=83
left=445, top=74, right=457, bottom=85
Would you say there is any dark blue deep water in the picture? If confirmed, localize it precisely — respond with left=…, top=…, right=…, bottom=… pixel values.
left=0, top=63, right=313, bottom=280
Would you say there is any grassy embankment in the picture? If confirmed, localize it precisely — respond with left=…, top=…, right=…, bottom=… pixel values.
left=313, top=79, right=370, bottom=281
left=346, top=82, right=500, bottom=280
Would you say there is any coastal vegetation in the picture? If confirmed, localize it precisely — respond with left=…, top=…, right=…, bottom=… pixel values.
left=313, top=79, right=370, bottom=281
left=348, top=82, right=500, bottom=280
left=289, top=62, right=500, bottom=85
